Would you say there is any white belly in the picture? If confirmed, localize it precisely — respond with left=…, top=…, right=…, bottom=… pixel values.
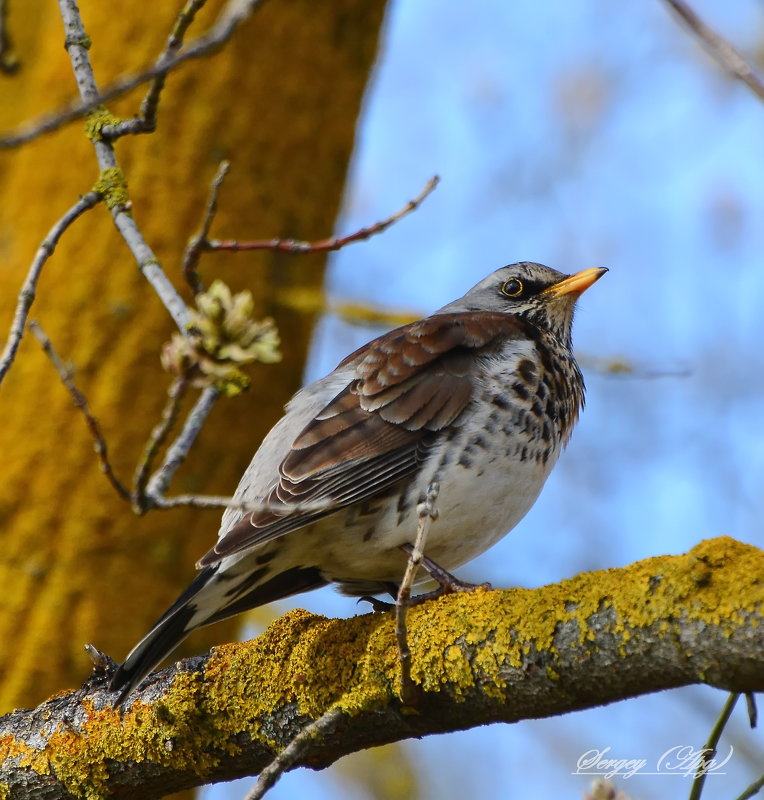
left=304, top=426, right=560, bottom=587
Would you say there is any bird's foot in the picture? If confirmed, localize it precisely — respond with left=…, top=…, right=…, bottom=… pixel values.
left=359, top=595, right=395, bottom=613
left=399, top=544, right=492, bottom=601
left=358, top=556, right=491, bottom=612
left=358, top=581, right=401, bottom=612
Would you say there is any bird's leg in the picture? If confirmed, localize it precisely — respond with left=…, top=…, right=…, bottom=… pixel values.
left=359, top=552, right=493, bottom=613
left=358, top=582, right=399, bottom=613
left=399, top=544, right=492, bottom=604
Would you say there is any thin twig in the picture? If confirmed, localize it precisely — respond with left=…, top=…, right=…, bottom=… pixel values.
left=395, top=482, right=439, bottom=706
left=106, top=0, right=210, bottom=138
left=578, top=354, right=692, bottom=380
left=688, top=691, right=739, bottom=800
left=144, top=385, right=220, bottom=500
left=661, top=0, right=764, bottom=103
left=151, top=494, right=334, bottom=514
left=0, top=0, right=266, bottom=148
left=242, top=707, right=344, bottom=800
left=182, top=160, right=231, bottom=294
left=28, top=326, right=334, bottom=517
left=734, top=772, right=764, bottom=800
left=28, top=321, right=132, bottom=501
left=208, top=175, right=440, bottom=255
left=745, top=692, right=757, bottom=728
left=83, top=643, right=117, bottom=674
left=0, top=0, right=19, bottom=73
left=0, top=192, right=101, bottom=386
left=132, top=377, right=189, bottom=511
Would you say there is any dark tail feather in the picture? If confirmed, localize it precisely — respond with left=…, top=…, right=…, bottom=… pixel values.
left=109, top=564, right=327, bottom=706
left=109, top=565, right=219, bottom=706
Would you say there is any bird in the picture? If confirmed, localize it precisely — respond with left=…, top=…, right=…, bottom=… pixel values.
left=109, top=261, right=606, bottom=703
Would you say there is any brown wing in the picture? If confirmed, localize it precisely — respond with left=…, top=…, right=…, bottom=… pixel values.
left=199, top=311, right=530, bottom=565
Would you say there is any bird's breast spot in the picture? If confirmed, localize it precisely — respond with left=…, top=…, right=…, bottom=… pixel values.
left=362, top=527, right=376, bottom=542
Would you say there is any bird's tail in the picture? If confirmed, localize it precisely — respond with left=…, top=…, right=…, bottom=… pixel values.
left=108, top=563, right=326, bottom=705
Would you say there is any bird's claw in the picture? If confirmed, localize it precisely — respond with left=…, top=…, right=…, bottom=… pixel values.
left=358, top=595, right=395, bottom=613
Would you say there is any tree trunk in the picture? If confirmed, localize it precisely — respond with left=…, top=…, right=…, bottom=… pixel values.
left=0, top=0, right=387, bottom=711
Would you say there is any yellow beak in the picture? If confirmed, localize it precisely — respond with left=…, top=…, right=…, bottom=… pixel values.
left=542, top=267, right=608, bottom=297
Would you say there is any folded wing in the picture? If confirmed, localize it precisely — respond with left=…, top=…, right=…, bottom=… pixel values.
left=198, top=311, right=529, bottom=565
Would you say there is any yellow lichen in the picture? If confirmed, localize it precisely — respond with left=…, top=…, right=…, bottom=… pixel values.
left=84, top=107, right=123, bottom=142
left=92, top=166, right=129, bottom=210
left=2, top=537, right=761, bottom=797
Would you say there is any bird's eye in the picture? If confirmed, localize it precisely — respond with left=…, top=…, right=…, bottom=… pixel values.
left=501, top=278, right=524, bottom=298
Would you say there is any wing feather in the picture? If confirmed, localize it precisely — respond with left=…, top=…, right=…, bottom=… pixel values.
left=199, top=311, right=530, bottom=565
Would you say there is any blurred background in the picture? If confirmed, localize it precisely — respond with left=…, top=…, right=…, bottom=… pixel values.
left=207, top=0, right=764, bottom=798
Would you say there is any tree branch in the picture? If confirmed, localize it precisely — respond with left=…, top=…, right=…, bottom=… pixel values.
left=182, top=159, right=231, bottom=294
left=661, top=0, right=764, bottom=103
left=689, top=692, right=739, bottom=800
left=1, top=537, right=762, bottom=799
left=103, top=0, right=210, bottom=139
left=0, top=192, right=101, bottom=386
left=29, top=320, right=335, bottom=518
left=57, top=0, right=189, bottom=332
left=241, top=707, right=344, bottom=800
left=0, top=0, right=266, bottom=148
left=205, top=175, right=440, bottom=256
left=396, top=482, right=439, bottom=705
left=28, top=321, right=132, bottom=502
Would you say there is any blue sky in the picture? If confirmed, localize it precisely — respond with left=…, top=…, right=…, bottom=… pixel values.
left=209, top=2, right=764, bottom=798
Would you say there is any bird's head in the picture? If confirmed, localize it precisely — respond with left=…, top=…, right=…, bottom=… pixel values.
left=440, top=262, right=607, bottom=347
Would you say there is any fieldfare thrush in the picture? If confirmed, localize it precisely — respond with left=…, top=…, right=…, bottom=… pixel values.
left=109, top=261, right=606, bottom=702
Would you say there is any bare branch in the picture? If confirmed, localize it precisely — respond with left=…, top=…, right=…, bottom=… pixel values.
left=28, top=329, right=334, bottom=517
left=28, top=321, right=132, bottom=501
left=132, top=377, right=189, bottom=511
left=143, top=384, right=220, bottom=500
left=182, top=160, right=231, bottom=294
left=0, top=191, right=100, bottom=386
left=241, top=708, right=344, bottom=800
left=396, top=482, right=439, bottom=706
left=57, top=0, right=190, bottom=332
left=207, top=175, right=440, bottom=255
left=0, top=0, right=267, bottom=148
left=661, top=0, right=764, bottom=103
left=105, top=0, right=210, bottom=138
left=745, top=692, right=757, bottom=728
left=150, top=494, right=334, bottom=515
left=736, top=773, right=764, bottom=800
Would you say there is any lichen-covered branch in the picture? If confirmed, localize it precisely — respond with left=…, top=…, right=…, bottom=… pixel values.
left=0, top=538, right=764, bottom=800
left=58, top=0, right=189, bottom=332
left=1, top=536, right=763, bottom=799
